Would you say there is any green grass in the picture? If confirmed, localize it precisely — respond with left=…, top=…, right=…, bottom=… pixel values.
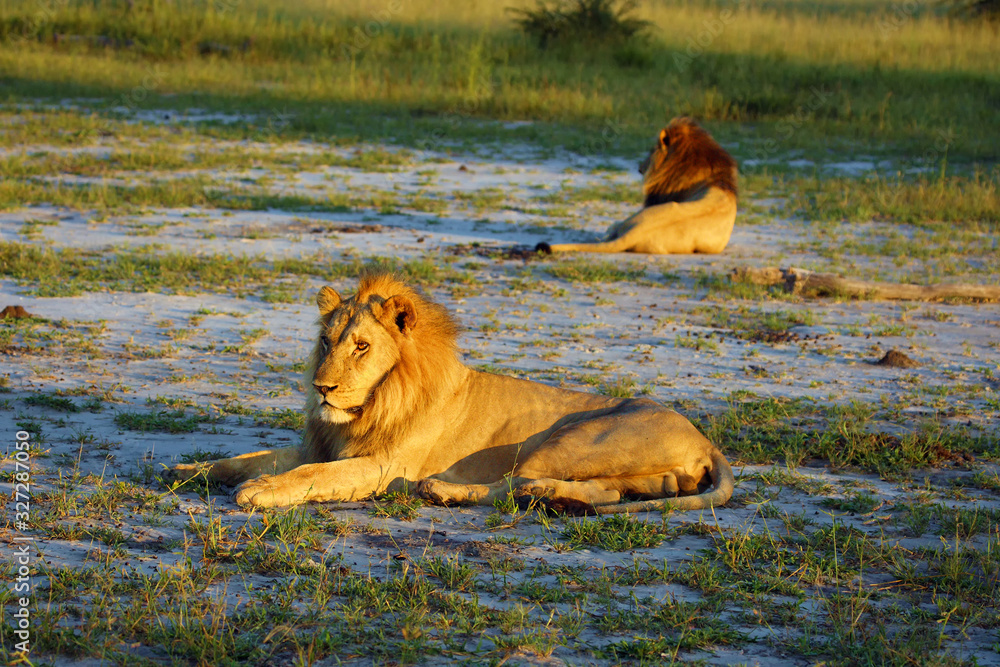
left=703, top=304, right=820, bottom=336
left=1, top=316, right=106, bottom=356
left=1, top=115, right=996, bottom=230
left=545, top=258, right=647, bottom=283
left=417, top=555, right=478, bottom=591
left=179, top=447, right=233, bottom=464
left=794, top=168, right=1000, bottom=227
left=821, top=491, right=881, bottom=514
left=20, top=420, right=1000, bottom=666
left=0, top=146, right=257, bottom=178
left=23, top=393, right=80, bottom=412
left=370, top=491, right=424, bottom=521
left=326, top=147, right=416, bottom=172
left=560, top=514, right=667, bottom=551
left=0, top=242, right=462, bottom=297
left=598, top=375, right=643, bottom=398
left=675, top=333, right=720, bottom=354
left=0, top=176, right=353, bottom=213
left=0, top=241, right=714, bottom=300
left=114, top=409, right=209, bottom=433
left=702, top=395, right=998, bottom=474
left=215, top=403, right=305, bottom=431
left=548, top=182, right=635, bottom=205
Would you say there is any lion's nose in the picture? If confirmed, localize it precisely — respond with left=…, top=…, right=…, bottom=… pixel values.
left=314, top=383, right=337, bottom=397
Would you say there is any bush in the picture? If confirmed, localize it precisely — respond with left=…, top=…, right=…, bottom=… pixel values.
left=945, top=0, right=1000, bottom=19
left=509, top=0, right=653, bottom=48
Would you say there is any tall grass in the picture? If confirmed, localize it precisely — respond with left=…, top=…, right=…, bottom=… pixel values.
left=1, top=0, right=997, bottom=158
left=795, top=168, right=1000, bottom=226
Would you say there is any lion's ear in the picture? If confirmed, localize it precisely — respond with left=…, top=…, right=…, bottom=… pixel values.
left=317, top=286, right=341, bottom=316
left=659, top=128, right=669, bottom=149
left=379, top=295, right=417, bottom=335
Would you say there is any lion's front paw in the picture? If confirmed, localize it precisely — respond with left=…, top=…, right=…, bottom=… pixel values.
left=233, top=476, right=296, bottom=508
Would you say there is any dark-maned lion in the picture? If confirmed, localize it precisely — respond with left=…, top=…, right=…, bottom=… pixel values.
left=538, top=117, right=738, bottom=254
left=171, top=274, right=734, bottom=513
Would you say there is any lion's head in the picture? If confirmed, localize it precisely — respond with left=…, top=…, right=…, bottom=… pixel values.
left=305, top=273, right=462, bottom=458
left=311, top=286, right=407, bottom=425
left=639, top=117, right=737, bottom=208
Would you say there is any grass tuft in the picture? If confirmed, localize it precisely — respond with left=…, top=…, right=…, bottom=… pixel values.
left=545, top=258, right=646, bottom=283
left=795, top=169, right=1000, bottom=227
left=0, top=242, right=460, bottom=298
left=114, top=409, right=207, bottom=433
left=370, top=491, right=424, bottom=521
left=561, top=514, right=666, bottom=551
left=23, top=393, right=80, bottom=412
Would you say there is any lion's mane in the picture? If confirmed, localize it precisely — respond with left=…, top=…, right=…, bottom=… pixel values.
left=642, top=117, right=738, bottom=207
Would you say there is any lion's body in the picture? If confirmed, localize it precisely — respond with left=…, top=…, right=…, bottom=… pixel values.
left=172, top=274, right=734, bottom=513
left=541, top=117, right=738, bottom=255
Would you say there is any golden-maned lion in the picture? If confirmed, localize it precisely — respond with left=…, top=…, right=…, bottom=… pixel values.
left=538, top=117, right=738, bottom=254
left=171, top=274, right=734, bottom=513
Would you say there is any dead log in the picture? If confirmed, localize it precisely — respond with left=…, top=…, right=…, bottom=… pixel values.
left=730, top=266, right=1000, bottom=301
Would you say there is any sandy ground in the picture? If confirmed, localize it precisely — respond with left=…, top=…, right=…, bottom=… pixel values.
left=1, top=115, right=998, bottom=665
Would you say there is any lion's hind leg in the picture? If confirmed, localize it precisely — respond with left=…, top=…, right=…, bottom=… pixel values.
left=514, top=469, right=720, bottom=514
left=512, top=478, right=621, bottom=514
left=512, top=472, right=706, bottom=514
left=418, top=473, right=699, bottom=515
left=416, top=476, right=615, bottom=509
left=169, top=446, right=300, bottom=487
left=416, top=476, right=622, bottom=516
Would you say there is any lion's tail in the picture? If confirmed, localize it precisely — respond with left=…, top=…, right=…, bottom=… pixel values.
left=592, top=448, right=735, bottom=515
left=535, top=239, right=633, bottom=254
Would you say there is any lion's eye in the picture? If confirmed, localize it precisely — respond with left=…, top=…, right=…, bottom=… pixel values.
left=320, top=335, right=330, bottom=352
left=356, top=341, right=369, bottom=353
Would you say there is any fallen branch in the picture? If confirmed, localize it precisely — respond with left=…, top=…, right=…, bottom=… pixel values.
left=730, top=266, right=1000, bottom=301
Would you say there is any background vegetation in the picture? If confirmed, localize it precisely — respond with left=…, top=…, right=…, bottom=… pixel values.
left=1, top=0, right=998, bottom=161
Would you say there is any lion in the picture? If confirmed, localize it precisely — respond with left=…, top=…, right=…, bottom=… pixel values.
left=170, top=273, right=734, bottom=513
left=537, top=117, right=738, bottom=254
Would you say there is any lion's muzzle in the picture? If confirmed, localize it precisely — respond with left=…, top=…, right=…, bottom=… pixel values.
left=314, top=383, right=364, bottom=418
